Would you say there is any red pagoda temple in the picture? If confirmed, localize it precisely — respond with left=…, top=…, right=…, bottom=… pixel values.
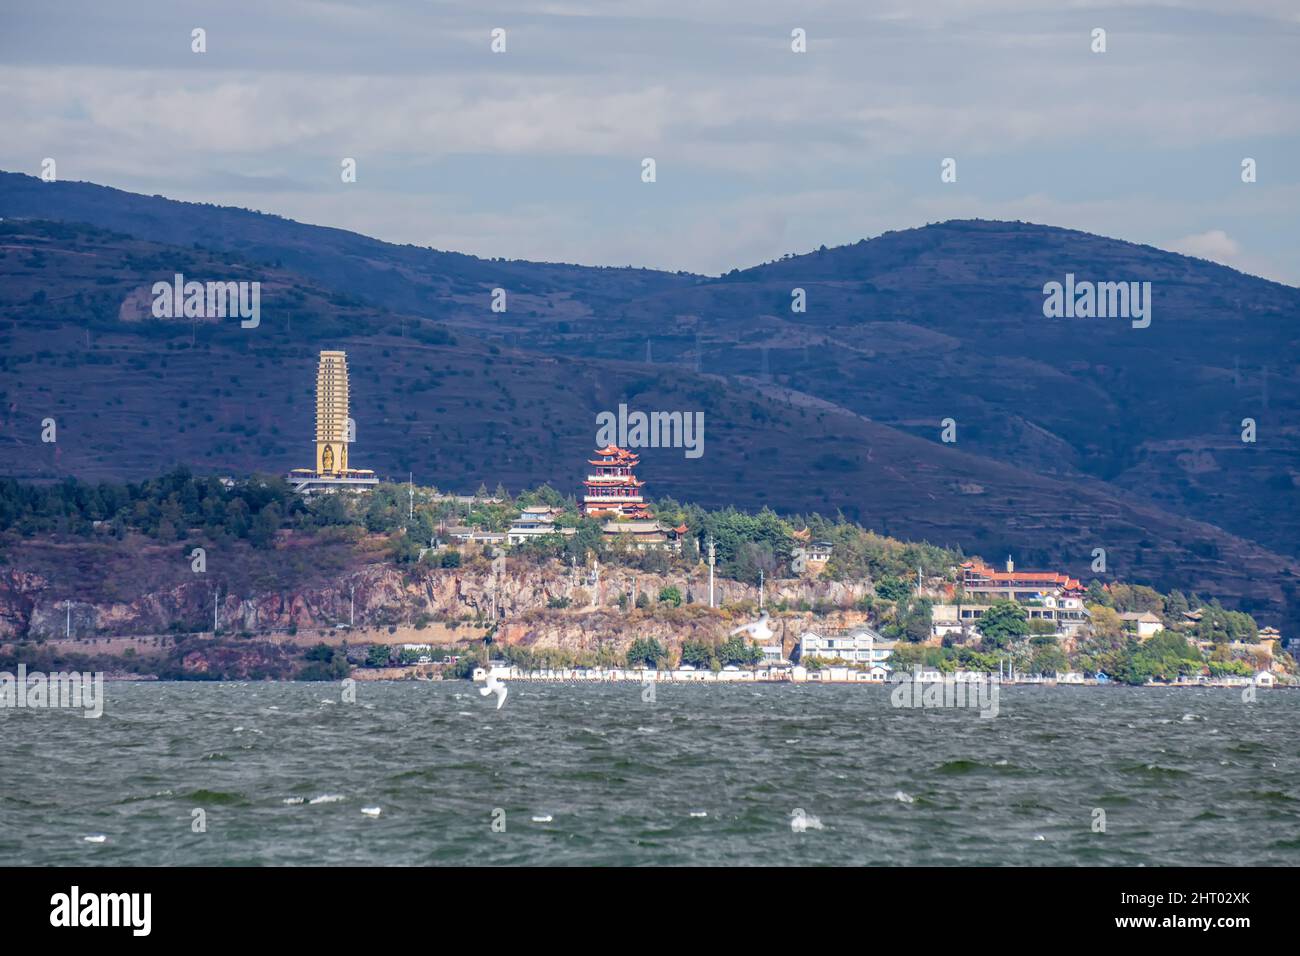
left=582, top=445, right=652, bottom=519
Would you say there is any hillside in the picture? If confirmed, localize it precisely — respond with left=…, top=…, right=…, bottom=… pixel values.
left=0, top=174, right=1297, bottom=628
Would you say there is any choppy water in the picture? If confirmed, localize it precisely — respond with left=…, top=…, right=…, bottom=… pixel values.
left=2, top=681, right=1297, bottom=865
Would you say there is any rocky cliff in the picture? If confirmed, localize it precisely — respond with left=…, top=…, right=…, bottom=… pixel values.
left=0, top=547, right=871, bottom=658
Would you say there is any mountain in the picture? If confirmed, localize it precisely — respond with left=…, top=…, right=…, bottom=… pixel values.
left=1, top=172, right=1297, bottom=627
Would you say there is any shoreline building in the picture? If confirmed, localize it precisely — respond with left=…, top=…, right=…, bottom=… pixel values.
left=960, top=558, right=1084, bottom=602
left=582, top=445, right=652, bottom=519
left=288, top=350, right=378, bottom=494
left=950, top=557, right=1089, bottom=638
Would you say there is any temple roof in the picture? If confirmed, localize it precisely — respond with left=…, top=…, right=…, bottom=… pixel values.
left=592, top=444, right=639, bottom=461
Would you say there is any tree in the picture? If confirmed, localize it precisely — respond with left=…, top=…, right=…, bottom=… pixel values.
left=658, top=585, right=682, bottom=607
left=1029, top=643, right=1068, bottom=675
left=718, top=635, right=762, bottom=665
left=1089, top=605, right=1124, bottom=639
left=626, top=637, right=665, bottom=667
left=679, top=639, right=715, bottom=669
left=875, top=575, right=911, bottom=603
left=977, top=601, right=1028, bottom=648
left=250, top=502, right=282, bottom=548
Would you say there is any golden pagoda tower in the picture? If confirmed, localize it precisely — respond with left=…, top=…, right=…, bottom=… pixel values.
left=315, top=350, right=350, bottom=476
left=288, top=350, right=377, bottom=493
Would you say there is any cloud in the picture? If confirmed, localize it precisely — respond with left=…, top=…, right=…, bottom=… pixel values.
left=0, top=1, right=1297, bottom=283
left=1165, top=229, right=1242, bottom=264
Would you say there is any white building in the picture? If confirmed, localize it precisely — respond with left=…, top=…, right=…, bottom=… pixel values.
left=791, top=541, right=833, bottom=575
left=1120, top=611, right=1164, bottom=639
left=799, top=626, right=894, bottom=666
left=507, top=506, right=576, bottom=545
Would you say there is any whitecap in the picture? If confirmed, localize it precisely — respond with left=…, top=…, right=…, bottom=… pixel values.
left=282, top=797, right=305, bottom=805
left=361, top=806, right=382, bottom=817
left=531, top=814, right=553, bottom=823
left=790, top=810, right=824, bottom=832
left=893, top=791, right=915, bottom=804
left=83, top=834, right=107, bottom=843
left=309, top=794, right=345, bottom=805
left=1034, top=834, right=1046, bottom=841
left=689, top=811, right=708, bottom=818
left=233, top=726, right=244, bottom=733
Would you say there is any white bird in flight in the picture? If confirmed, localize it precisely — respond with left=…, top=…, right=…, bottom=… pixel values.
left=730, top=610, right=774, bottom=643
left=480, top=671, right=508, bottom=710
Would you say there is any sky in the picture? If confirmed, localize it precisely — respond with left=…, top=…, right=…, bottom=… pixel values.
left=1, top=0, right=1298, bottom=283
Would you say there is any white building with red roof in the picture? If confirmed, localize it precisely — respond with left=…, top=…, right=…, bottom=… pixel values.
left=960, top=557, right=1084, bottom=602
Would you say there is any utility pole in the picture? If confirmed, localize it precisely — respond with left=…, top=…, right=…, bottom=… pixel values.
left=592, top=557, right=600, bottom=608
left=707, top=537, right=716, bottom=609
left=213, top=585, right=221, bottom=634
left=65, top=600, right=71, bottom=638
left=759, top=569, right=765, bottom=611
left=349, top=583, right=355, bottom=628
left=631, top=574, right=637, bottom=611
left=408, top=472, right=414, bottom=522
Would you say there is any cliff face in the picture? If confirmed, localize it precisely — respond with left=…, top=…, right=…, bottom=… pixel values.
left=1, top=552, right=872, bottom=653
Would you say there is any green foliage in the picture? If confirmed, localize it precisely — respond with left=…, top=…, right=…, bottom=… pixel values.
left=1193, top=602, right=1258, bottom=645
left=881, top=596, right=932, bottom=643
left=298, top=643, right=350, bottom=680
left=658, top=585, right=682, bottom=607
left=625, top=636, right=666, bottom=668
left=679, top=638, right=715, bottom=669
left=717, top=634, right=762, bottom=666
left=1028, top=642, right=1068, bottom=675
left=0, top=468, right=310, bottom=546
left=976, top=601, right=1029, bottom=648
left=365, top=644, right=391, bottom=667
left=1114, top=631, right=1203, bottom=685
left=875, top=575, right=911, bottom=603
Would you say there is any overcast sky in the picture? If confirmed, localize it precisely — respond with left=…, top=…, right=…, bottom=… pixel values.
left=2, top=0, right=1298, bottom=282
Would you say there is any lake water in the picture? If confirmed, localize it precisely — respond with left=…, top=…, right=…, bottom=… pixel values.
left=2, top=681, right=1297, bottom=865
